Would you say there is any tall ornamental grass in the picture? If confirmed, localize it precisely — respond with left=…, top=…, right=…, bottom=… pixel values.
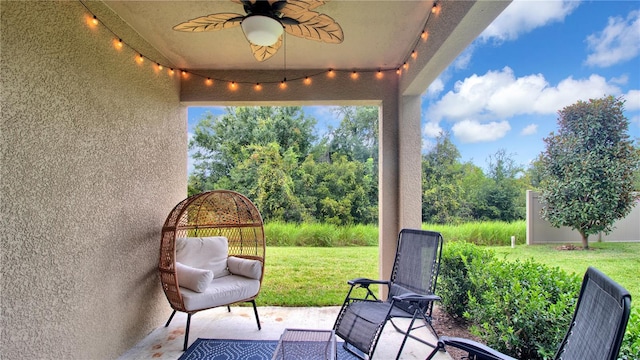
left=264, top=220, right=526, bottom=247
left=264, top=222, right=378, bottom=247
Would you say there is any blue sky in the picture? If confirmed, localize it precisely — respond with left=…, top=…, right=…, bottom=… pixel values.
left=188, top=0, right=640, bottom=173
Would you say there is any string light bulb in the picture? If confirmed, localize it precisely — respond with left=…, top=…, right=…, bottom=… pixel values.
left=92, top=16, right=99, bottom=26
left=376, top=70, right=384, bottom=79
left=350, top=71, right=359, bottom=80
left=113, top=38, right=123, bottom=50
left=327, top=69, right=335, bottom=78
left=137, top=54, right=144, bottom=64
left=396, top=68, right=402, bottom=75
left=421, top=31, right=429, bottom=41
left=168, top=68, right=174, bottom=76
left=255, top=83, right=262, bottom=91
left=229, top=81, right=237, bottom=90
left=303, top=76, right=312, bottom=85
left=432, top=2, right=440, bottom=15
left=403, top=62, right=409, bottom=70
left=205, top=78, right=213, bottom=86
left=156, top=63, right=163, bottom=70
left=411, top=50, right=417, bottom=60
left=280, top=78, right=287, bottom=89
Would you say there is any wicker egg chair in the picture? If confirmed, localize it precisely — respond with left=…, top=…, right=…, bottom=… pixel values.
left=159, top=190, right=265, bottom=351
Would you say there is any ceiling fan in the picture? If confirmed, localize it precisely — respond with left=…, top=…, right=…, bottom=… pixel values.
left=173, top=0, right=344, bottom=62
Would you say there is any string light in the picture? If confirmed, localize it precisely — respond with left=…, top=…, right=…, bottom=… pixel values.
left=78, top=0, right=439, bottom=92
left=432, top=2, right=440, bottom=14
left=113, top=38, right=123, bottom=50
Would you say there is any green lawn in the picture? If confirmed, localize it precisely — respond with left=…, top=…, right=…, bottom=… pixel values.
left=491, top=242, right=640, bottom=303
left=259, top=242, right=640, bottom=307
left=260, top=247, right=379, bottom=306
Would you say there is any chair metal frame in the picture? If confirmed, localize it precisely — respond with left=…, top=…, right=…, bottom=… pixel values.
left=333, top=228, right=444, bottom=360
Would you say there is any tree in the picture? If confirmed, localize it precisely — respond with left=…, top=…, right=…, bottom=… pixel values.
left=539, top=96, right=639, bottom=249
left=188, top=106, right=317, bottom=195
left=422, top=132, right=472, bottom=223
left=473, top=149, right=524, bottom=222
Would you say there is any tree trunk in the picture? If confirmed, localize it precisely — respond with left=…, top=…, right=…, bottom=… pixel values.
left=579, top=231, right=589, bottom=250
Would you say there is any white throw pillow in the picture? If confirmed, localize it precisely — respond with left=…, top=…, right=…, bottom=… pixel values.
left=176, top=237, right=230, bottom=277
left=227, top=256, right=262, bottom=280
left=175, top=262, right=213, bottom=293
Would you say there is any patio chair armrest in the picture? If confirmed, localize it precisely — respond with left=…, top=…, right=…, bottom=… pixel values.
left=392, top=293, right=441, bottom=303
left=347, top=278, right=390, bottom=287
left=438, top=336, right=517, bottom=360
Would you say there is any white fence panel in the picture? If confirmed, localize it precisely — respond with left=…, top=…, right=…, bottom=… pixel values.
left=526, top=190, right=640, bottom=244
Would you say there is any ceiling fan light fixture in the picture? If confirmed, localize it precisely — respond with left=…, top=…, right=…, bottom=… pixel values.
left=241, top=15, right=283, bottom=46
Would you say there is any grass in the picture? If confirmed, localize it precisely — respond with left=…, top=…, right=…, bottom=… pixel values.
left=259, top=247, right=378, bottom=306
left=424, top=221, right=526, bottom=246
left=258, top=242, right=640, bottom=307
left=492, top=242, right=640, bottom=303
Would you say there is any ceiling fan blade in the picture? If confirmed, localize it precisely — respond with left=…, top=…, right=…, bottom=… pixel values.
left=280, top=0, right=327, bottom=15
left=173, top=13, right=243, bottom=32
left=250, top=35, right=282, bottom=61
left=284, top=12, right=343, bottom=43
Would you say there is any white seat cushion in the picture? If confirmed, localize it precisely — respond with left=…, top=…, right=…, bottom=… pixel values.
left=180, top=275, right=261, bottom=312
left=176, top=237, right=230, bottom=278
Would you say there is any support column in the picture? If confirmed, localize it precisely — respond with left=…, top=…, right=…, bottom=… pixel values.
left=399, top=95, right=423, bottom=229
left=378, top=102, right=399, bottom=300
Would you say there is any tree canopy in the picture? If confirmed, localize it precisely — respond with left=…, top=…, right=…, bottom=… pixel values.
left=188, top=106, right=582, bottom=225
left=539, top=96, right=639, bottom=249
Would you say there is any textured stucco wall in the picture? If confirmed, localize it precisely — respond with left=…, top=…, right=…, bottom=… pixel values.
left=1, top=1, right=185, bottom=358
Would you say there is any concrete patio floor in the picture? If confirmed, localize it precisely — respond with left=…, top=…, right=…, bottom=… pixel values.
left=118, top=306, right=452, bottom=360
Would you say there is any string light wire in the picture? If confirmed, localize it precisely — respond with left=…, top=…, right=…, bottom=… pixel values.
left=78, top=0, right=440, bottom=88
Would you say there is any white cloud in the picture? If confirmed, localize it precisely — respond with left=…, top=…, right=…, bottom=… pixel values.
left=425, top=78, right=445, bottom=98
left=423, top=120, right=443, bottom=138
left=453, top=44, right=474, bottom=70
left=481, top=0, right=580, bottom=42
left=585, top=10, right=640, bottom=67
left=452, top=120, right=511, bottom=143
left=521, top=124, right=538, bottom=136
left=623, top=89, right=640, bottom=111
left=427, top=67, right=622, bottom=122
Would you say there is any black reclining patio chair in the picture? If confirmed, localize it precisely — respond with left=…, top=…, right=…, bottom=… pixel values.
left=333, top=229, right=443, bottom=360
left=426, top=266, right=632, bottom=360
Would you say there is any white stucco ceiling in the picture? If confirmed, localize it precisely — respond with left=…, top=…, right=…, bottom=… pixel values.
left=101, top=0, right=510, bottom=94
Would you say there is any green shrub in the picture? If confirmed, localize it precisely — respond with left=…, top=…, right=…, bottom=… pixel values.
left=619, top=307, right=640, bottom=360
left=439, top=242, right=494, bottom=319
left=464, top=260, right=581, bottom=359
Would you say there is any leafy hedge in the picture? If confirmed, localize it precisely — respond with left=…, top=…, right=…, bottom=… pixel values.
left=439, top=242, right=640, bottom=360
left=619, top=307, right=640, bottom=360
